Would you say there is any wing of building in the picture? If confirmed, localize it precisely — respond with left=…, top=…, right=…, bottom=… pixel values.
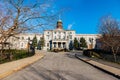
left=2, top=20, right=101, bottom=50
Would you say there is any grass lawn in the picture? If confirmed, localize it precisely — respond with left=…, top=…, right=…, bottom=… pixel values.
left=0, top=49, right=34, bottom=64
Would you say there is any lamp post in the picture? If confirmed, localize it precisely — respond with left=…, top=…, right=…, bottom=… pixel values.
left=27, top=38, right=32, bottom=55
left=29, top=40, right=32, bottom=50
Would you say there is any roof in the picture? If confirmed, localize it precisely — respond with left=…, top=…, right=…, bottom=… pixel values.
left=57, top=19, right=62, bottom=23
left=75, top=34, right=101, bottom=36
left=44, top=29, right=75, bottom=32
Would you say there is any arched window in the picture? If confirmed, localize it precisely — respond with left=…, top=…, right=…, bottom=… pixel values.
left=22, top=37, right=24, bottom=40
left=21, top=43, right=24, bottom=48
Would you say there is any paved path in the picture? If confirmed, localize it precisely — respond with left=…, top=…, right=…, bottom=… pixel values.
left=1, top=51, right=118, bottom=80
left=0, top=50, right=44, bottom=79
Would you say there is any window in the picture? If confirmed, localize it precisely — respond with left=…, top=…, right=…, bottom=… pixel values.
left=47, top=43, right=49, bottom=47
left=59, top=36, right=61, bottom=39
left=70, top=32, right=72, bottom=34
left=47, top=35, right=49, bottom=39
left=54, top=36, right=56, bottom=39
left=22, top=37, right=24, bottom=40
left=14, top=43, right=17, bottom=48
left=48, top=32, right=49, bottom=34
left=21, top=43, right=24, bottom=48
left=54, top=43, right=56, bottom=48
left=63, top=36, right=65, bottom=40
left=67, top=36, right=69, bottom=39
left=89, top=38, right=93, bottom=43
left=54, top=32, right=56, bottom=34
left=59, top=32, right=61, bottom=34
left=70, top=35, right=72, bottom=39
left=28, top=37, right=30, bottom=40
left=18, top=37, right=20, bottom=39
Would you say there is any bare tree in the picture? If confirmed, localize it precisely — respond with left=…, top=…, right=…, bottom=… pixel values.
left=0, top=0, right=58, bottom=54
left=98, top=15, right=120, bottom=62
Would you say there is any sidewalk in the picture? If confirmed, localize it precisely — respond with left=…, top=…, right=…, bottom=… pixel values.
left=0, top=51, right=44, bottom=79
left=75, top=54, right=120, bottom=79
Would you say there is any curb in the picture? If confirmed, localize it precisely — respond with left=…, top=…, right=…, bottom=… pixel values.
left=75, top=54, right=120, bottom=79
left=0, top=54, right=44, bottom=79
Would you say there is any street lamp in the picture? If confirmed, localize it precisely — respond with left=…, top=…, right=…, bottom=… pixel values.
left=29, top=40, right=32, bottom=50
left=27, top=38, right=32, bottom=55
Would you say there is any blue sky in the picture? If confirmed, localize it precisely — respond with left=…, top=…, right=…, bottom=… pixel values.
left=53, top=0, right=120, bottom=34
left=1, top=0, right=120, bottom=34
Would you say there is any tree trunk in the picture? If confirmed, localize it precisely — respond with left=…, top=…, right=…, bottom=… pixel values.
left=111, top=47, right=117, bottom=62
left=0, top=43, right=4, bottom=63
left=113, top=53, right=117, bottom=62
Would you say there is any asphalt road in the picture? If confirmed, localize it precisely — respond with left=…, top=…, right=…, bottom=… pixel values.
left=1, top=51, right=118, bottom=80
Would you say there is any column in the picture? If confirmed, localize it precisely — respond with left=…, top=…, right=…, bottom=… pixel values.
left=66, top=42, right=68, bottom=49
left=61, top=42, right=62, bottom=48
left=62, top=43, right=64, bottom=48
left=56, top=42, right=58, bottom=48
left=64, top=43, right=66, bottom=48
left=52, top=42, right=54, bottom=49
left=63, top=43, right=64, bottom=48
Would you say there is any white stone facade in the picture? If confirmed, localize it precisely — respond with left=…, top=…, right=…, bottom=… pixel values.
left=7, top=33, right=43, bottom=49
left=44, top=29, right=75, bottom=50
left=43, top=31, right=101, bottom=50
left=75, top=34, right=101, bottom=49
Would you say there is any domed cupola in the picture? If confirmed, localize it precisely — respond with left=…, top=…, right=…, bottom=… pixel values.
left=56, top=19, right=63, bottom=29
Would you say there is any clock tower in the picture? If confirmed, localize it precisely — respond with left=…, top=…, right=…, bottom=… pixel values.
left=56, top=20, right=63, bottom=29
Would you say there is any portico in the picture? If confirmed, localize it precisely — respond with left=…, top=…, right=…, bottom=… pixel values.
left=43, top=19, right=76, bottom=50
left=52, top=41, right=67, bottom=50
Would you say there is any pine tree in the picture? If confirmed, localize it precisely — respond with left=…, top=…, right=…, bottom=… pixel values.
left=32, top=35, right=37, bottom=48
left=40, top=37, right=45, bottom=49
left=80, top=37, right=87, bottom=49
left=73, top=38, right=79, bottom=50
left=69, top=41, right=73, bottom=50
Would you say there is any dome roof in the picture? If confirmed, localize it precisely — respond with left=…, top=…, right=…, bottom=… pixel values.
left=57, top=19, right=62, bottom=23
left=56, top=19, right=63, bottom=29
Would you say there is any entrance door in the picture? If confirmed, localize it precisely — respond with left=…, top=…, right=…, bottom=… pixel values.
left=58, top=42, right=61, bottom=48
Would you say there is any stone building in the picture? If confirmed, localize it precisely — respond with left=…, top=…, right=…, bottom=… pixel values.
left=3, top=20, right=100, bottom=50
left=7, top=33, right=43, bottom=49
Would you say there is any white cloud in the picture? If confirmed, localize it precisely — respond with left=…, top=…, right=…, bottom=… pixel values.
left=67, top=22, right=75, bottom=30
left=67, top=24, right=72, bottom=30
